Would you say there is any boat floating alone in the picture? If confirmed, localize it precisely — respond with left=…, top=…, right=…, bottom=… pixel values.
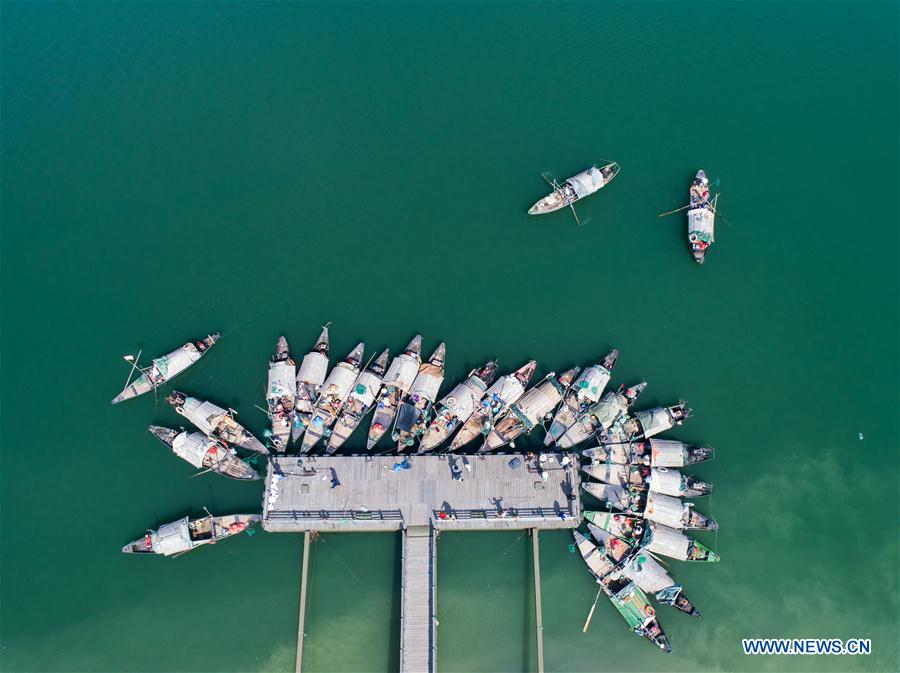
left=122, top=513, right=260, bottom=556
left=687, top=170, right=718, bottom=264
left=111, top=333, right=220, bottom=404
left=529, top=162, right=620, bottom=223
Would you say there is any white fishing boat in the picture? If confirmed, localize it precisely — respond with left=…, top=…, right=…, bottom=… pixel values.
left=166, top=391, right=267, bottom=454
left=266, top=336, right=296, bottom=452
left=529, top=162, right=620, bottom=225
left=418, top=360, right=498, bottom=453
left=583, top=483, right=717, bottom=530
left=292, top=324, right=330, bottom=442
left=582, top=438, right=715, bottom=467
left=544, top=349, right=618, bottom=446
left=687, top=170, right=717, bottom=263
left=449, top=360, right=537, bottom=451
left=122, top=512, right=259, bottom=556
left=609, top=403, right=691, bottom=444
left=300, top=342, right=365, bottom=453
left=581, top=463, right=712, bottom=497
left=555, top=382, right=646, bottom=449
left=395, top=343, right=446, bottom=450
left=148, top=426, right=259, bottom=481
left=111, top=333, right=220, bottom=404
left=367, top=335, right=422, bottom=450
left=584, top=511, right=720, bottom=563
left=326, top=349, right=390, bottom=453
left=482, top=367, right=579, bottom=451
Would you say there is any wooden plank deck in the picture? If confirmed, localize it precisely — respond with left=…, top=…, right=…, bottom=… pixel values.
left=400, top=526, right=436, bottom=673
left=262, top=453, right=581, bottom=532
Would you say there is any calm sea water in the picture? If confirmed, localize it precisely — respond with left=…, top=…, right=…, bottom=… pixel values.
left=2, top=2, right=897, bottom=672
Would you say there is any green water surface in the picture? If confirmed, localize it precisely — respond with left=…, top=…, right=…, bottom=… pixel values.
left=2, top=2, right=898, bottom=672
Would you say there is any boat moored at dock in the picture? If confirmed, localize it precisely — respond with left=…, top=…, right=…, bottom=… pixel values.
left=112, top=333, right=220, bottom=404
left=556, top=382, right=646, bottom=449
left=614, top=403, right=692, bottom=441
left=545, top=350, right=618, bottom=446
left=367, top=335, right=423, bottom=450
left=582, top=484, right=717, bottom=530
left=482, top=367, right=579, bottom=451
left=583, top=438, right=715, bottom=467
left=166, top=391, right=267, bottom=454
left=419, top=360, right=498, bottom=452
left=326, top=349, right=390, bottom=453
left=587, top=523, right=701, bottom=617
left=584, top=511, right=719, bottom=562
left=292, top=324, right=331, bottom=442
left=582, top=463, right=713, bottom=497
left=395, top=343, right=446, bottom=450
left=148, top=426, right=259, bottom=480
left=603, top=578, right=672, bottom=652
left=450, top=360, right=537, bottom=451
left=300, top=342, right=365, bottom=453
left=122, top=513, right=260, bottom=556
left=266, top=336, right=296, bottom=452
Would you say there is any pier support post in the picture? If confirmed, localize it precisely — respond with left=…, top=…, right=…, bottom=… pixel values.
left=296, top=531, right=311, bottom=673
left=532, top=529, right=545, bottom=673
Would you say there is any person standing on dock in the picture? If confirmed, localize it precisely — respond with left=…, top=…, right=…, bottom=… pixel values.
left=330, top=467, right=341, bottom=489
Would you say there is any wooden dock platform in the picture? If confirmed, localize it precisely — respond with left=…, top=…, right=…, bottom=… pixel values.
left=262, top=453, right=581, bottom=532
left=267, top=452, right=581, bottom=672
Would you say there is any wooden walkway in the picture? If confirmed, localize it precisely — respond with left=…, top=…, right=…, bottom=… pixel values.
left=262, top=453, right=581, bottom=532
left=400, top=526, right=436, bottom=673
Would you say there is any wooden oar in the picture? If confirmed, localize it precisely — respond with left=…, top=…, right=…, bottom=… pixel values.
left=657, top=204, right=691, bottom=217
left=582, top=586, right=604, bottom=633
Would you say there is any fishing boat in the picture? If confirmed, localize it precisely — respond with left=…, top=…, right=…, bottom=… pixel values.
left=418, top=360, right=498, bottom=453
left=395, top=344, right=446, bottom=450
left=584, top=511, right=719, bottom=562
left=122, top=512, right=260, bottom=556
left=573, top=529, right=617, bottom=581
left=450, top=360, right=537, bottom=451
left=555, top=382, right=646, bottom=449
left=166, top=391, right=267, bottom=454
left=300, top=342, right=365, bottom=453
left=326, top=349, right=390, bottom=454
left=367, top=335, right=422, bottom=450
left=603, top=581, right=672, bottom=652
left=602, top=402, right=691, bottom=443
left=148, top=426, right=259, bottom=480
left=581, top=464, right=712, bottom=497
left=528, top=162, right=620, bottom=224
left=482, top=367, right=579, bottom=451
left=266, top=336, right=296, bottom=452
left=587, top=523, right=701, bottom=617
left=544, top=350, right=618, bottom=446
left=111, top=333, right=220, bottom=404
left=583, top=438, right=715, bottom=467
left=585, top=484, right=717, bottom=530
left=687, top=170, right=717, bottom=263
left=292, top=324, right=331, bottom=442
